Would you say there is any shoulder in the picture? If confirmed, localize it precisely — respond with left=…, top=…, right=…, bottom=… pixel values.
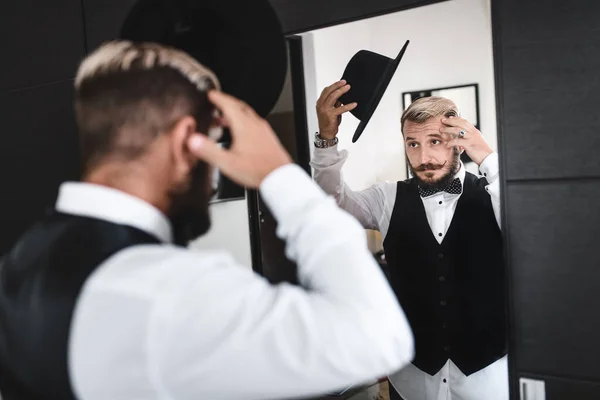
left=369, top=180, right=401, bottom=204
left=82, top=244, right=248, bottom=298
left=465, top=171, right=490, bottom=190
left=393, top=178, right=416, bottom=196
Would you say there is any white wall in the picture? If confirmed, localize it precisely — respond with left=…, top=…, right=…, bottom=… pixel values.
left=190, top=198, right=253, bottom=268
left=302, top=0, right=497, bottom=188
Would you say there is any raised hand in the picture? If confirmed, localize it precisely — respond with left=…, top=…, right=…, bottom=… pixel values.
left=188, top=90, right=292, bottom=188
left=316, top=80, right=358, bottom=140
left=440, top=116, right=493, bottom=165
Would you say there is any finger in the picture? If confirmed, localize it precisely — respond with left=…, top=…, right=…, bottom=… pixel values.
left=325, top=84, right=351, bottom=107
left=188, top=134, right=233, bottom=170
left=333, top=102, right=358, bottom=116
left=319, top=80, right=347, bottom=105
left=208, top=90, right=257, bottom=124
left=439, top=126, right=464, bottom=139
left=441, top=116, right=471, bottom=131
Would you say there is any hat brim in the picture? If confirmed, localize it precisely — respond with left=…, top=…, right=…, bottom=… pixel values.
left=351, top=40, right=410, bottom=143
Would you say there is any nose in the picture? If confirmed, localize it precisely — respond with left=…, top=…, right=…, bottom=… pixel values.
left=418, top=148, right=433, bottom=166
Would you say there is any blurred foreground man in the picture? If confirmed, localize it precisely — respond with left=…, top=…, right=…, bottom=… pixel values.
left=0, top=42, right=414, bottom=400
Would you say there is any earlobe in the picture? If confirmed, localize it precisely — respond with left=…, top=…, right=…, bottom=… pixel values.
left=171, top=116, right=198, bottom=176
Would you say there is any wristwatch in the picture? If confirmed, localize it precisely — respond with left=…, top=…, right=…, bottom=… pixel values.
left=313, top=132, right=339, bottom=148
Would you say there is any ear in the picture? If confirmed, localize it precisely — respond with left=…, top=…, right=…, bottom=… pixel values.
left=169, top=116, right=198, bottom=181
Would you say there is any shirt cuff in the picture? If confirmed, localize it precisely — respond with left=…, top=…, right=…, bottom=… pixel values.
left=310, top=145, right=347, bottom=168
left=259, top=163, right=327, bottom=223
left=479, top=152, right=499, bottom=181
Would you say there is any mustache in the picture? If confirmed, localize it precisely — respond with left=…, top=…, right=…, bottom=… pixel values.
left=415, top=161, right=447, bottom=172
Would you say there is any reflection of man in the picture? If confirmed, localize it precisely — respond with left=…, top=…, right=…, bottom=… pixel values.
left=311, top=81, right=507, bottom=400
left=0, top=44, right=415, bottom=400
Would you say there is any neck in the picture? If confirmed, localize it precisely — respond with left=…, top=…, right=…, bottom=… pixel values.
left=83, top=161, right=170, bottom=214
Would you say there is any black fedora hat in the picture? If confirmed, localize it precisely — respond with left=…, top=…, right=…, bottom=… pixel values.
left=119, top=0, right=287, bottom=129
left=339, top=40, right=410, bottom=143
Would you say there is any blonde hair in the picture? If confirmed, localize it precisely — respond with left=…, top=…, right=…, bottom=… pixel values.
left=74, top=40, right=220, bottom=172
left=401, top=96, right=459, bottom=134
left=75, top=40, right=220, bottom=92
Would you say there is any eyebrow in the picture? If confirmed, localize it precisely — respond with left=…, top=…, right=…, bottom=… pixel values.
left=405, top=133, right=443, bottom=141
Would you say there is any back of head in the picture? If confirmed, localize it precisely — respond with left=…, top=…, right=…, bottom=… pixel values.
left=74, top=40, right=221, bottom=174
left=401, top=96, right=459, bottom=134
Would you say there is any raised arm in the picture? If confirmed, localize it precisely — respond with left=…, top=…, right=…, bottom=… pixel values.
left=440, top=116, right=502, bottom=227
left=311, top=81, right=393, bottom=231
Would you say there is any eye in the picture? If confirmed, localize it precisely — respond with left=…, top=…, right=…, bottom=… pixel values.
left=431, top=140, right=441, bottom=145
left=408, top=142, right=419, bottom=148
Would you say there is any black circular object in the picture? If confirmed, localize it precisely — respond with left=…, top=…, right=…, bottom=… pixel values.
left=120, top=0, right=288, bottom=119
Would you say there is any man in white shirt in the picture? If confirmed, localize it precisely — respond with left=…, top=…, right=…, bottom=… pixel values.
left=311, top=81, right=508, bottom=400
left=0, top=42, right=414, bottom=400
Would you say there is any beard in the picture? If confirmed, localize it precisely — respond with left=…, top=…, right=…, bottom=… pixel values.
left=408, top=147, right=461, bottom=191
left=167, top=162, right=212, bottom=246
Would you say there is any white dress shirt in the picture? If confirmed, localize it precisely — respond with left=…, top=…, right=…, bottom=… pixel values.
left=60, top=164, right=414, bottom=400
left=310, top=147, right=508, bottom=400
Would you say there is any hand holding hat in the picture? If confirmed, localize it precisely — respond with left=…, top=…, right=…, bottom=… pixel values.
left=316, top=80, right=358, bottom=140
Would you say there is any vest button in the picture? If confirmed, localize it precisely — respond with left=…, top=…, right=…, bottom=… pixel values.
left=442, top=323, right=447, bottom=329
left=444, top=346, right=451, bottom=352
left=439, top=276, right=446, bottom=282
left=440, top=300, right=447, bottom=306
left=438, top=253, right=444, bottom=259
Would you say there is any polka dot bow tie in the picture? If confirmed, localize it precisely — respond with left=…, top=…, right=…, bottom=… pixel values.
left=418, top=178, right=463, bottom=198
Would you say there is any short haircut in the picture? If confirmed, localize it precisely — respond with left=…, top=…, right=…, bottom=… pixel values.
left=401, top=96, right=459, bottom=134
left=74, top=40, right=221, bottom=172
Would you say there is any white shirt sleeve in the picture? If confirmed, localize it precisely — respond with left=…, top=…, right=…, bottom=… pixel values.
left=310, top=146, right=396, bottom=236
left=479, top=152, right=501, bottom=228
left=70, top=164, right=414, bottom=400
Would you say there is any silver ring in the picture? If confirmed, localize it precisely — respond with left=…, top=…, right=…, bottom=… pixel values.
left=458, top=130, right=466, bottom=138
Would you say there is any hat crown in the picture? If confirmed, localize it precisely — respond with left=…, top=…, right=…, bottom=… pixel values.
left=340, top=50, right=394, bottom=120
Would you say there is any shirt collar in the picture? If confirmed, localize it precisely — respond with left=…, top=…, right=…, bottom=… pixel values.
left=55, top=182, right=173, bottom=243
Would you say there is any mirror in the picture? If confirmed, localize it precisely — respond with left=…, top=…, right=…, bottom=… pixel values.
left=293, top=0, right=508, bottom=398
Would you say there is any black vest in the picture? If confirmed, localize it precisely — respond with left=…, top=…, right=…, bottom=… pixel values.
left=383, top=172, right=506, bottom=376
left=0, top=212, right=161, bottom=400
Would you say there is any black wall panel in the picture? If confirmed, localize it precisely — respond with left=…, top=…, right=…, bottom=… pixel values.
left=0, top=0, right=85, bottom=91
left=79, top=0, right=446, bottom=49
left=268, top=0, right=446, bottom=34
left=0, top=82, right=80, bottom=254
left=541, top=376, right=600, bottom=400
left=494, top=0, right=600, bottom=398
left=496, top=1, right=600, bottom=181
left=506, top=181, right=600, bottom=380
